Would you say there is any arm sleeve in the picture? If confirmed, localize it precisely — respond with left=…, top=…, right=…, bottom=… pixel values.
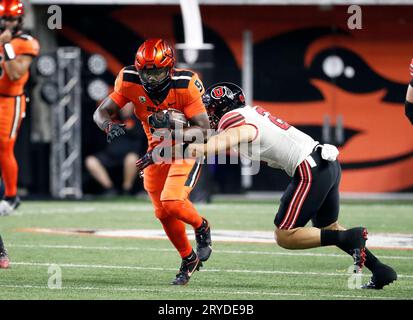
left=217, top=111, right=246, bottom=131
left=183, top=74, right=207, bottom=119
left=109, top=69, right=130, bottom=108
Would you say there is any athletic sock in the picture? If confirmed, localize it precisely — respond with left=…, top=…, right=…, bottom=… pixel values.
left=0, top=139, right=19, bottom=197
left=4, top=196, right=16, bottom=203
left=196, top=218, right=207, bottom=231
left=320, top=229, right=342, bottom=246
left=159, top=215, right=193, bottom=258
left=321, top=230, right=381, bottom=272
left=183, top=250, right=197, bottom=262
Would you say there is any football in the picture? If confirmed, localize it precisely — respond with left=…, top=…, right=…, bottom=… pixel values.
left=150, top=108, right=190, bottom=129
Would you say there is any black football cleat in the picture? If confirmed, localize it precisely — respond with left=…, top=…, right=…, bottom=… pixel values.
left=195, top=218, right=212, bottom=262
left=171, top=251, right=202, bottom=285
left=344, top=227, right=368, bottom=273
left=361, top=263, right=397, bottom=289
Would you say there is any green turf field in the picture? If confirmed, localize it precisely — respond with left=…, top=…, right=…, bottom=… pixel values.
left=0, top=198, right=412, bottom=300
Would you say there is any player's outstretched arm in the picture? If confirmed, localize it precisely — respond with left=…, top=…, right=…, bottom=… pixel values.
left=93, top=96, right=125, bottom=143
left=187, top=125, right=257, bottom=158
left=174, top=112, right=211, bottom=143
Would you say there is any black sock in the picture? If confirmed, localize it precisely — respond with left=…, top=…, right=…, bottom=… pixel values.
left=5, top=196, right=16, bottom=202
left=183, top=250, right=196, bottom=262
left=196, top=219, right=207, bottom=231
left=321, top=229, right=381, bottom=272
left=0, top=236, right=5, bottom=252
left=320, top=230, right=342, bottom=246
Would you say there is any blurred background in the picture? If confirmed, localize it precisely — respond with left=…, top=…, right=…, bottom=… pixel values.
left=6, top=0, right=413, bottom=201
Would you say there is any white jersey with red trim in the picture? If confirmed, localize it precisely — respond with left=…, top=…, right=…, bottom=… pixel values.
left=217, top=105, right=319, bottom=177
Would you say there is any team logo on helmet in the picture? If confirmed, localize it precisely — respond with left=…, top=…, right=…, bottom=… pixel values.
left=211, top=86, right=234, bottom=100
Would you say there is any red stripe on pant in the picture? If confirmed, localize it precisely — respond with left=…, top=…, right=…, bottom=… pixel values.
left=279, top=162, right=307, bottom=229
left=286, top=161, right=312, bottom=230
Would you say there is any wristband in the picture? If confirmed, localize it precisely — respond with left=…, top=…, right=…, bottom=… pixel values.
left=3, top=43, right=16, bottom=61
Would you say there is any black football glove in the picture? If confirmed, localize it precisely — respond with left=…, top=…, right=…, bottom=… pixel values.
left=148, top=110, right=171, bottom=129
left=104, top=122, right=126, bottom=143
left=136, top=150, right=154, bottom=178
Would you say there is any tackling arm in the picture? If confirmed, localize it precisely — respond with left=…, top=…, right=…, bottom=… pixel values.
left=187, top=125, right=257, bottom=158
left=180, top=112, right=211, bottom=143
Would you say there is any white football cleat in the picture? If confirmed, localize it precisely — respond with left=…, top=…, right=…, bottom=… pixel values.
left=0, top=197, right=21, bottom=216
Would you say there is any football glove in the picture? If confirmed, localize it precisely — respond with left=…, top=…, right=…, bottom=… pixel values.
left=104, top=121, right=126, bottom=143
left=320, top=144, right=339, bottom=161
left=148, top=110, right=171, bottom=129
left=136, top=150, right=154, bottom=177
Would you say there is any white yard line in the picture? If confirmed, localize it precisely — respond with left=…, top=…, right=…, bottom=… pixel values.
left=8, top=243, right=413, bottom=260
left=9, top=261, right=413, bottom=278
left=16, top=228, right=413, bottom=249
left=0, top=284, right=407, bottom=300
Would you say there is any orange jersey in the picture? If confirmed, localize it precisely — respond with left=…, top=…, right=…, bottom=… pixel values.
left=109, top=66, right=207, bottom=149
left=0, top=33, right=40, bottom=96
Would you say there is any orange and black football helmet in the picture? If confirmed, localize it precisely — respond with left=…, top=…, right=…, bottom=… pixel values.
left=0, top=0, right=24, bottom=35
left=135, top=38, right=175, bottom=94
left=202, top=82, right=246, bottom=129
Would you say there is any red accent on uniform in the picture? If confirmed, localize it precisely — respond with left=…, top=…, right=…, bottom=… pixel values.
left=279, top=160, right=312, bottom=230
left=218, top=112, right=245, bottom=131
left=279, top=162, right=306, bottom=229
left=212, top=86, right=224, bottom=98
left=287, top=160, right=312, bottom=229
left=221, top=115, right=245, bottom=130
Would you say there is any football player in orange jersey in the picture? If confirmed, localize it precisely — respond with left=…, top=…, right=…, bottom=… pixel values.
left=94, top=39, right=212, bottom=285
left=0, top=0, right=39, bottom=268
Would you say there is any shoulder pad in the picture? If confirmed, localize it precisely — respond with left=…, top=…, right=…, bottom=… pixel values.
left=122, top=66, right=141, bottom=85
left=171, top=70, right=194, bottom=89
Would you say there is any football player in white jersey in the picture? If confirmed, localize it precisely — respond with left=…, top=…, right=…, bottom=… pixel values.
left=187, top=82, right=397, bottom=290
